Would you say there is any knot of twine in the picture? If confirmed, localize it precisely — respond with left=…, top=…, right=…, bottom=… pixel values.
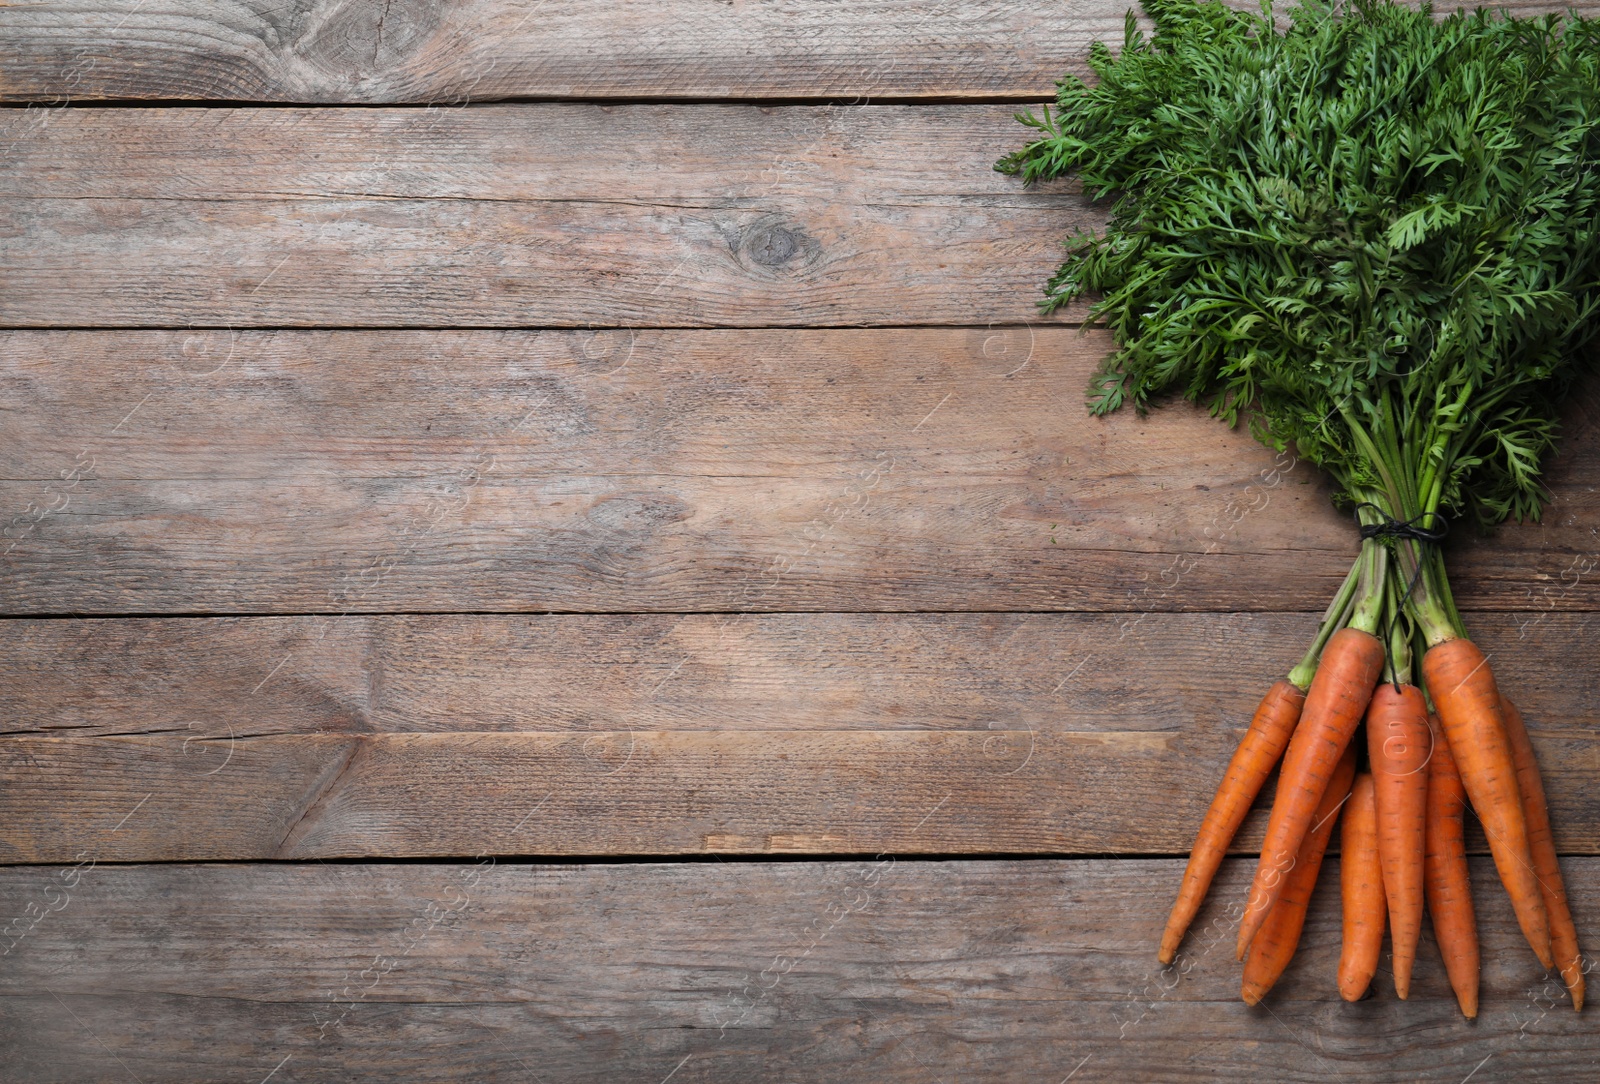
left=1354, top=503, right=1449, bottom=545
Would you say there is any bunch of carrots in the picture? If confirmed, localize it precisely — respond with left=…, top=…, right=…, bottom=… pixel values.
left=997, top=0, right=1600, bottom=1014
left=1157, top=529, right=1583, bottom=1015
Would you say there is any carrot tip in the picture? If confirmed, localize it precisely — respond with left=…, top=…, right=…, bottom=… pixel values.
left=1241, top=983, right=1265, bottom=1006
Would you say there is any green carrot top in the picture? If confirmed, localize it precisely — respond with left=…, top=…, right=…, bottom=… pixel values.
left=998, top=0, right=1600, bottom=533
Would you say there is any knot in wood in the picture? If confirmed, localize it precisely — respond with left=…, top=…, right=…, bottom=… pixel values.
left=298, top=0, right=443, bottom=79
left=734, top=218, right=817, bottom=272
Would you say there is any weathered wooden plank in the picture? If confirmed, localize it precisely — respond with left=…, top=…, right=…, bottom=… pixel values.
left=1, top=0, right=1590, bottom=104
left=0, top=728, right=1234, bottom=860
left=4, top=329, right=1596, bottom=614
left=3, top=612, right=1596, bottom=861
left=0, top=104, right=1091, bottom=327
left=0, top=0, right=1113, bottom=102
left=2, top=858, right=1595, bottom=1081
left=0, top=326, right=1342, bottom=613
left=4, top=613, right=1594, bottom=742
left=3, top=102, right=1058, bottom=201
left=0, top=611, right=1310, bottom=740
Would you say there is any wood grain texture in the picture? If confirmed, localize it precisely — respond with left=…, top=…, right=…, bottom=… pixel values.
left=5, top=329, right=1597, bottom=614
left=0, top=611, right=1317, bottom=740
left=0, top=325, right=1345, bottom=614
left=0, top=104, right=1090, bottom=327
left=7, top=6, right=1600, bottom=1076
left=5, top=613, right=1595, bottom=741
left=3, top=611, right=1596, bottom=862
left=0, top=0, right=1119, bottom=102
left=3, top=858, right=1596, bottom=1081
left=2, top=0, right=1593, bottom=104
left=4, top=729, right=1111, bottom=860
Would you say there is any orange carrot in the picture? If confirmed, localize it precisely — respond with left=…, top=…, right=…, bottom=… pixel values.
left=1238, top=627, right=1384, bottom=958
left=1423, top=638, right=1552, bottom=968
left=1159, top=678, right=1306, bottom=964
left=1366, top=683, right=1431, bottom=998
left=1338, top=771, right=1385, bottom=1001
left=1500, top=696, right=1584, bottom=1010
left=1425, top=711, right=1479, bottom=1019
left=1241, top=743, right=1357, bottom=1006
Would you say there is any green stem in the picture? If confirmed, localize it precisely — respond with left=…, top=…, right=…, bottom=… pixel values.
left=1385, top=558, right=1413, bottom=686
left=1405, top=542, right=1459, bottom=646
left=1340, top=376, right=1464, bottom=652
left=1341, top=404, right=1406, bottom=517
left=1287, top=556, right=1363, bottom=689
left=1380, top=386, right=1422, bottom=517
left=1429, top=544, right=1468, bottom=639
left=1347, top=518, right=1389, bottom=637
left=1415, top=379, right=1475, bottom=514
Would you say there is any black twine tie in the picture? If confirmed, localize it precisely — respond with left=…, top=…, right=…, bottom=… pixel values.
left=1355, top=504, right=1450, bottom=546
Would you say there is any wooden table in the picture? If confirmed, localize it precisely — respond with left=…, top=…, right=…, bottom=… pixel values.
left=4, top=3, right=1598, bottom=1080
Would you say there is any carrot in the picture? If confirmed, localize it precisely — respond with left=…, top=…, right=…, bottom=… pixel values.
left=1500, top=696, right=1585, bottom=1010
left=1366, top=683, right=1431, bottom=998
left=1425, top=711, right=1479, bottom=1019
left=1238, top=627, right=1384, bottom=958
left=1338, top=771, right=1385, bottom=1001
left=1241, top=743, right=1357, bottom=1006
left=1159, top=678, right=1306, bottom=964
left=1422, top=638, right=1552, bottom=968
